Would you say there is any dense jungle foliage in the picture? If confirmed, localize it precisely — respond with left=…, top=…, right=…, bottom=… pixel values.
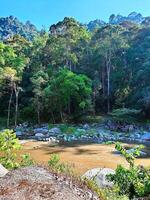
left=0, top=13, right=150, bottom=126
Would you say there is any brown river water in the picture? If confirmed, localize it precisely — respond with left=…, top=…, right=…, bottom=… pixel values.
left=20, top=141, right=150, bottom=175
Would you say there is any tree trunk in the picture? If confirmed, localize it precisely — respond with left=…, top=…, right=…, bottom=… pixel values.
left=37, top=97, right=40, bottom=124
left=106, top=51, right=111, bottom=113
left=68, top=98, right=71, bottom=115
left=14, top=89, right=19, bottom=127
left=7, top=87, right=13, bottom=128
left=93, top=91, right=96, bottom=116
left=60, top=111, right=64, bottom=122
left=102, top=68, right=105, bottom=97
left=50, top=111, right=55, bottom=124
left=107, top=67, right=110, bottom=113
left=69, top=60, right=72, bottom=71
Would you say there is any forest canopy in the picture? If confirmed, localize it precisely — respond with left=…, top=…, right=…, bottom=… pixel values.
left=0, top=14, right=150, bottom=126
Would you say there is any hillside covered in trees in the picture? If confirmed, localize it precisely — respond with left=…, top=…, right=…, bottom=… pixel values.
left=0, top=12, right=150, bottom=126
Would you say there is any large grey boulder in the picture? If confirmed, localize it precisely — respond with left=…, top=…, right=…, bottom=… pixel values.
left=82, top=168, right=115, bottom=188
left=0, top=164, right=8, bottom=178
left=0, top=166, right=99, bottom=200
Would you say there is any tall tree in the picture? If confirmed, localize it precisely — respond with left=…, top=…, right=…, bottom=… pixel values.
left=91, top=25, right=128, bottom=112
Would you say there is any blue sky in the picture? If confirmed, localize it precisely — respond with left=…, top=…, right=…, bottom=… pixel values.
left=0, top=0, right=150, bottom=29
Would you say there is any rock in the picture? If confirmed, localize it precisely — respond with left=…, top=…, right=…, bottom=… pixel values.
left=34, top=128, right=48, bottom=134
left=148, top=125, right=150, bottom=131
left=134, top=133, right=141, bottom=139
left=121, top=126, right=129, bottom=132
left=83, top=124, right=90, bottom=130
left=128, top=125, right=134, bottom=132
left=82, top=168, right=115, bottom=188
left=21, top=122, right=29, bottom=128
left=0, top=166, right=99, bottom=200
left=109, top=12, right=144, bottom=25
left=126, top=149, right=147, bottom=156
left=141, top=132, right=150, bottom=141
left=35, top=133, right=45, bottom=138
left=76, top=128, right=86, bottom=133
left=0, top=164, right=8, bottom=178
left=48, top=137, right=59, bottom=143
left=16, top=130, right=23, bottom=136
left=48, top=127, right=61, bottom=135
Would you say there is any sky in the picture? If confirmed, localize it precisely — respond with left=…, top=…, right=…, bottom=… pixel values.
left=0, top=0, right=150, bottom=29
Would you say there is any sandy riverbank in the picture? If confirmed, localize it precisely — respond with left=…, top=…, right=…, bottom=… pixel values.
left=19, top=140, right=150, bottom=175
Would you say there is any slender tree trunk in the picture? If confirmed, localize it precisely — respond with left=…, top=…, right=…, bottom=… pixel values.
left=50, top=111, right=55, bottom=124
left=14, top=89, right=19, bottom=127
left=15, top=93, right=18, bottom=127
left=107, top=66, right=110, bottom=113
left=60, top=110, right=64, bottom=122
left=101, top=67, right=105, bottom=97
left=106, top=51, right=111, bottom=113
left=93, top=91, right=96, bottom=116
left=7, top=87, right=13, bottom=128
left=37, top=97, right=40, bottom=124
left=68, top=98, right=71, bottom=115
left=66, top=59, right=69, bottom=67
left=69, top=60, right=72, bottom=71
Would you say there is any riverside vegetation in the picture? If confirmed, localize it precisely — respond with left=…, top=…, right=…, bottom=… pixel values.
left=0, top=129, right=150, bottom=199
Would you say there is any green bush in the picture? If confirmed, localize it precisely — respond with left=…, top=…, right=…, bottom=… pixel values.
left=108, top=143, right=150, bottom=199
left=20, top=153, right=34, bottom=167
left=0, top=129, right=21, bottom=169
left=109, top=108, right=141, bottom=123
left=85, top=178, right=128, bottom=200
left=0, top=117, right=7, bottom=129
left=0, top=129, right=35, bottom=169
left=58, top=124, right=76, bottom=134
left=48, top=154, right=60, bottom=168
left=48, top=154, right=73, bottom=174
left=20, top=106, right=36, bottom=122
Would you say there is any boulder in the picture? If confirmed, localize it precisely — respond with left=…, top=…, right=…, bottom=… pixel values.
left=48, top=127, right=61, bottom=135
left=141, top=132, right=150, bottom=141
left=35, top=133, right=45, bottom=138
left=126, top=149, right=147, bottom=156
left=48, top=137, right=59, bottom=143
left=0, top=164, right=8, bottom=178
left=134, top=133, right=141, bottom=139
left=0, top=166, right=99, bottom=200
left=34, top=128, right=48, bottom=134
left=16, top=130, right=23, bottom=136
left=128, top=125, right=134, bottom=132
left=82, top=168, right=115, bottom=188
left=83, top=124, right=90, bottom=130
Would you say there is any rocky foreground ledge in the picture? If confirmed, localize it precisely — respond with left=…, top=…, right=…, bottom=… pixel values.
left=0, top=166, right=99, bottom=200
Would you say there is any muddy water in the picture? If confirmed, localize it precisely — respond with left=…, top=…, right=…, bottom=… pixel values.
left=20, top=141, right=150, bottom=175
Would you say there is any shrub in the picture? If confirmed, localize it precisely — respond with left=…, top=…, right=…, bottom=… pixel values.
left=108, top=143, right=150, bottom=199
left=85, top=178, right=128, bottom=200
left=48, top=154, right=60, bottom=168
left=20, top=153, right=34, bottom=167
left=58, top=124, right=76, bottom=134
left=109, top=108, right=141, bottom=123
left=0, top=129, right=21, bottom=169
left=0, top=129, right=35, bottom=169
left=48, top=154, right=73, bottom=174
